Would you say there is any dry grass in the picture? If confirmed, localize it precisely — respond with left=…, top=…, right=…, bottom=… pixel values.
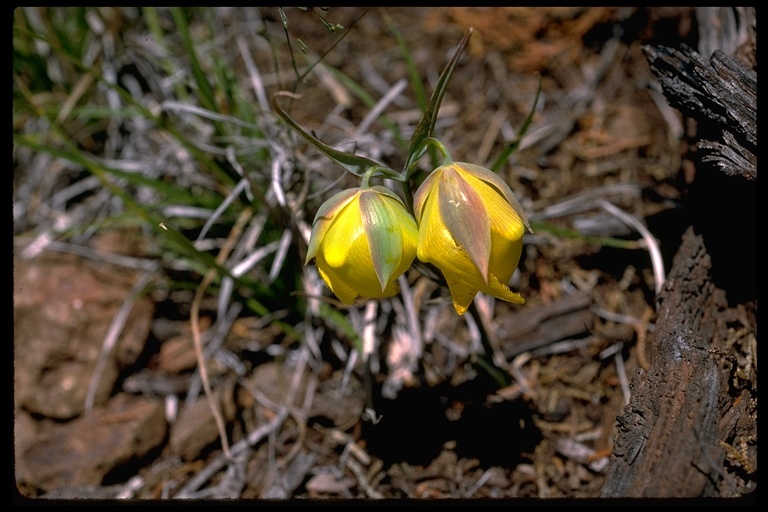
left=13, top=7, right=756, bottom=500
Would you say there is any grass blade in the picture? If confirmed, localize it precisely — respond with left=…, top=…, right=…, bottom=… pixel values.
left=404, top=28, right=473, bottom=173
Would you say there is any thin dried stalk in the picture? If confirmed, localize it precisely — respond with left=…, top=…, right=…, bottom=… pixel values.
left=190, top=206, right=253, bottom=460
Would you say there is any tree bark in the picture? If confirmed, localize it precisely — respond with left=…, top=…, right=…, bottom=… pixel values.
left=601, top=227, right=724, bottom=497
left=601, top=13, right=756, bottom=497
left=642, top=43, right=756, bottom=181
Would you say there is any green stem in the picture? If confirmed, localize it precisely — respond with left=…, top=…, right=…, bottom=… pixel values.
left=404, top=137, right=452, bottom=182
left=468, top=300, right=511, bottom=389
left=360, top=165, right=402, bottom=188
left=472, top=352, right=510, bottom=389
left=361, top=167, right=378, bottom=189
left=402, top=178, right=414, bottom=215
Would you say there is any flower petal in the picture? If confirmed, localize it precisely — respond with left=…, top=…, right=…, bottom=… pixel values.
left=455, top=165, right=525, bottom=244
left=438, top=166, right=492, bottom=283
left=413, top=169, right=439, bottom=224
left=316, top=253, right=359, bottom=304
left=442, top=270, right=479, bottom=315
left=306, top=188, right=360, bottom=264
left=456, top=162, right=531, bottom=233
left=482, top=273, right=525, bottom=305
left=360, top=191, right=402, bottom=292
left=321, top=201, right=367, bottom=270
left=416, top=186, right=459, bottom=271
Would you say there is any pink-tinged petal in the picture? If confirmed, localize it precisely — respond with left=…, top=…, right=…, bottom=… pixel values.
left=456, top=162, right=531, bottom=233
left=457, top=169, right=526, bottom=246
left=413, top=169, right=440, bottom=224
left=415, top=162, right=528, bottom=314
left=438, top=166, right=492, bottom=283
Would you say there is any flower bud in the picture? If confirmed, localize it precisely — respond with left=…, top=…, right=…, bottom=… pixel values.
left=413, top=162, right=530, bottom=315
left=306, top=186, right=418, bottom=304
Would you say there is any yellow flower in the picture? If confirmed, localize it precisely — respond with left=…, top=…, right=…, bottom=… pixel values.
left=306, top=186, right=418, bottom=304
left=413, top=162, right=530, bottom=315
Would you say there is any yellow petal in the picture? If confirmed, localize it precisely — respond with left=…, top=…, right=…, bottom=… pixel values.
left=415, top=164, right=527, bottom=314
left=416, top=185, right=467, bottom=276
left=442, top=261, right=524, bottom=316
left=306, top=188, right=360, bottom=264
left=455, top=166, right=525, bottom=243
left=456, top=162, right=532, bottom=233
left=316, top=256, right=359, bottom=304
left=443, top=270, right=479, bottom=315
left=322, top=201, right=367, bottom=270
left=413, top=169, right=439, bottom=224
left=481, top=274, right=525, bottom=305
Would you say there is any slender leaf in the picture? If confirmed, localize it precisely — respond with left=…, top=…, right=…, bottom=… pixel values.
left=531, top=221, right=644, bottom=250
left=143, top=7, right=190, bottom=101
left=271, top=91, right=388, bottom=177
left=170, top=9, right=218, bottom=116
left=13, top=19, right=238, bottom=189
left=490, top=74, right=543, bottom=173
left=404, top=28, right=473, bottom=172
left=385, top=13, right=427, bottom=112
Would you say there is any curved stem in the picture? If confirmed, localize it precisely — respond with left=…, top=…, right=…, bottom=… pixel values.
left=360, top=165, right=403, bottom=188
left=360, top=166, right=378, bottom=189
left=404, top=137, right=453, bottom=182
left=402, top=137, right=453, bottom=211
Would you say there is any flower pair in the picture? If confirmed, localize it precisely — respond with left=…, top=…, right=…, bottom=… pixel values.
left=305, top=163, right=529, bottom=314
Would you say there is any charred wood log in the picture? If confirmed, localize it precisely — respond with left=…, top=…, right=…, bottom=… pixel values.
left=642, top=43, right=756, bottom=181
left=601, top=228, right=724, bottom=497
left=602, top=13, right=756, bottom=496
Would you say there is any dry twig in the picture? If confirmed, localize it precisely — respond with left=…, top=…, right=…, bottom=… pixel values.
left=189, top=207, right=253, bottom=460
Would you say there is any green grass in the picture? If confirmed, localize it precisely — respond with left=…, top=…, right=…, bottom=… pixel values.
left=13, top=6, right=638, bottom=357
left=13, top=7, right=364, bottom=339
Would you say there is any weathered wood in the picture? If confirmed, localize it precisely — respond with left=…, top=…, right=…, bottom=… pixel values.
left=642, top=43, right=756, bottom=180
left=603, top=15, right=758, bottom=497
left=601, top=227, right=724, bottom=497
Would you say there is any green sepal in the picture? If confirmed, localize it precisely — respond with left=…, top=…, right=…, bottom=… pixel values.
left=359, top=190, right=402, bottom=292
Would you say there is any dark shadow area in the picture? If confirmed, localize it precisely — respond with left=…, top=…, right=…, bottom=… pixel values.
left=363, top=372, right=542, bottom=469
left=686, top=164, right=757, bottom=306
left=362, top=383, right=452, bottom=467
left=452, top=398, right=542, bottom=469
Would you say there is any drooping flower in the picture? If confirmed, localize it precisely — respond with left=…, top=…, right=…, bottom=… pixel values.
left=413, top=162, right=530, bottom=315
left=306, top=186, right=418, bottom=304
